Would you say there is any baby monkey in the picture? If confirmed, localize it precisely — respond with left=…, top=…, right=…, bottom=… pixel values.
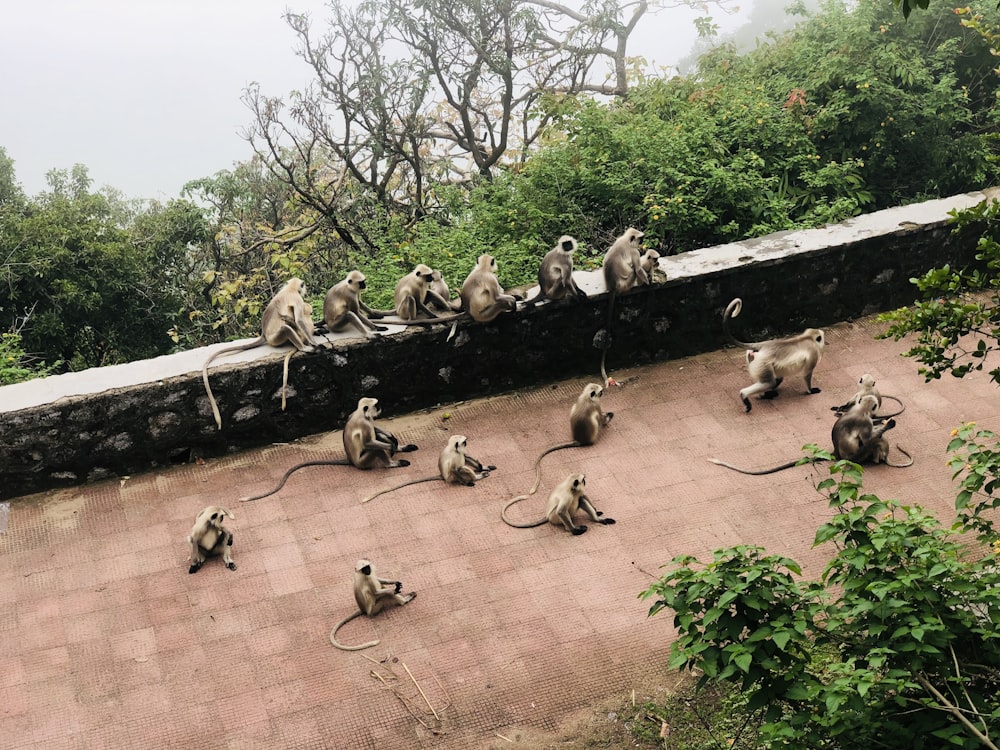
left=502, top=472, right=615, bottom=535
left=186, top=506, right=237, bottom=574
left=329, top=559, right=417, bottom=651
left=830, top=373, right=905, bottom=420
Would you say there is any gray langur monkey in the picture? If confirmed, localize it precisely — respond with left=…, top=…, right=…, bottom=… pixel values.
left=708, top=395, right=913, bottom=474
left=460, top=254, right=520, bottom=323
left=723, top=298, right=826, bottom=413
left=202, top=277, right=318, bottom=429
left=186, top=506, right=237, bottom=574
left=329, top=559, right=416, bottom=651
left=599, top=227, right=650, bottom=386
left=830, top=373, right=905, bottom=420
left=639, top=248, right=667, bottom=283
left=240, top=397, right=418, bottom=501
left=320, top=270, right=388, bottom=338
left=428, top=270, right=463, bottom=312
left=361, top=434, right=496, bottom=503
left=502, top=473, right=616, bottom=535
left=394, top=264, right=458, bottom=321
left=521, top=383, right=613, bottom=496
left=523, top=235, right=588, bottom=307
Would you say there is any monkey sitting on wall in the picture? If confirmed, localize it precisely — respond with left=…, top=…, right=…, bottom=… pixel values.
left=723, top=297, right=826, bottom=413
left=522, top=235, right=589, bottom=307
left=186, top=506, right=237, bottom=574
left=319, top=270, right=389, bottom=339
left=330, top=559, right=417, bottom=651
left=599, top=227, right=651, bottom=386
left=460, top=254, right=521, bottom=323
left=240, top=397, right=418, bottom=502
left=361, top=434, right=496, bottom=503
left=502, top=472, right=616, bottom=535
left=709, top=394, right=913, bottom=475
left=201, top=277, right=319, bottom=429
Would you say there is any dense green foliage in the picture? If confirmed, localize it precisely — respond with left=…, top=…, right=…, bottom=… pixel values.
left=3, top=0, right=1000, bottom=366
left=642, top=450, right=1000, bottom=749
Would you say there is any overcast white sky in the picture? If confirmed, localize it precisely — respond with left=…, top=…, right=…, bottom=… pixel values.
left=0, top=1, right=748, bottom=201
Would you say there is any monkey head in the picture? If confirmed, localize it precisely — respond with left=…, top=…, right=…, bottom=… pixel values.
left=569, top=473, right=586, bottom=492
left=557, top=235, right=577, bottom=253
left=448, top=435, right=469, bottom=452
left=859, top=373, right=876, bottom=388
left=476, top=254, right=498, bottom=273
left=201, top=506, right=234, bottom=528
left=346, top=270, right=367, bottom=291
left=858, top=394, right=879, bottom=415
left=583, top=383, right=604, bottom=401
left=358, top=397, right=380, bottom=420
left=623, top=227, right=645, bottom=246
left=355, top=559, right=373, bottom=576
left=411, top=264, right=435, bottom=283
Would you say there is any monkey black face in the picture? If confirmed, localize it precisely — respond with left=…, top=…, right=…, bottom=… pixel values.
left=561, top=239, right=574, bottom=251
left=360, top=564, right=372, bottom=575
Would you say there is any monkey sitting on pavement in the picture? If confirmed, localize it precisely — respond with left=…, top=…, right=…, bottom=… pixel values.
left=521, top=383, right=613, bottom=496
left=502, top=472, right=616, bottom=535
left=830, top=373, right=904, bottom=420
left=723, top=297, right=826, bottom=413
left=240, top=397, right=418, bottom=501
left=708, top=394, right=913, bottom=475
left=522, top=235, right=588, bottom=307
left=187, top=506, right=237, bottom=574
left=330, top=559, right=417, bottom=651
left=361, top=434, right=496, bottom=503
left=202, top=277, right=318, bottom=429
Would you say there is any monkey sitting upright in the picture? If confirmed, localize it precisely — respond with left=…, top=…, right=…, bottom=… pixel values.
left=460, top=254, right=520, bottom=323
left=186, top=506, right=237, bottom=574
left=362, top=434, right=496, bottom=503
left=201, top=277, right=318, bottom=429
left=599, top=227, right=651, bottom=385
left=708, top=394, right=913, bottom=475
left=329, top=559, right=417, bottom=651
left=502, top=472, right=616, bottom=535
left=830, top=373, right=904, bottom=420
left=240, top=397, right=418, bottom=502
left=523, top=235, right=588, bottom=307
left=320, top=270, right=388, bottom=339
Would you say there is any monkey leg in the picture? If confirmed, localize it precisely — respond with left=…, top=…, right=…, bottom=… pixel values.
left=579, top=496, right=616, bottom=526
left=739, top=378, right=781, bottom=411
left=553, top=509, right=587, bottom=535
left=473, top=299, right=517, bottom=323
left=801, top=373, right=820, bottom=395
left=451, top=466, right=481, bottom=486
left=221, top=532, right=236, bottom=571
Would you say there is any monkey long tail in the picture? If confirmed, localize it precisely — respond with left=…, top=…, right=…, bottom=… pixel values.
left=377, top=312, right=468, bottom=326
left=878, top=395, right=906, bottom=420
left=886, top=445, right=914, bottom=468
left=501, top=495, right=549, bottom=529
left=330, top=610, right=380, bottom=651
left=708, top=457, right=824, bottom=475
left=240, top=460, right=352, bottom=502
left=281, top=349, right=294, bottom=412
left=361, top=476, right=440, bottom=504
left=598, top=291, right=617, bottom=387
left=722, top=298, right=761, bottom=350
left=531, top=442, right=581, bottom=495
left=202, top=338, right=266, bottom=430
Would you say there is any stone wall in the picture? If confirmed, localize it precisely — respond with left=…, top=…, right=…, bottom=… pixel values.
left=2, top=189, right=998, bottom=499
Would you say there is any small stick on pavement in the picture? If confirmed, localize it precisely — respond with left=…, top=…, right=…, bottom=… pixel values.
left=631, top=560, right=658, bottom=579
left=495, top=733, right=514, bottom=743
left=403, top=661, right=440, bottom=721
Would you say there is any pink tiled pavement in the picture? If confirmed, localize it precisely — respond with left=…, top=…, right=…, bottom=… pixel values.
left=2, top=314, right=999, bottom=749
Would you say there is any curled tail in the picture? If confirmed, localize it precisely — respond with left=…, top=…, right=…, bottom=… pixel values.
left=722, top=298, right=757, bottom=350
left=330, top=610, right=379, bottom=651
left=501, top=495, right=548, bottom=529
left=886, top=445, right=914, bottom=468
left=531, top=441, right=581, bottom=495
left=708, top=457, right=821, bottom=475
left=240, top=459, right=352, bottom=501
left=361, top=475, right=440, bottom=504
